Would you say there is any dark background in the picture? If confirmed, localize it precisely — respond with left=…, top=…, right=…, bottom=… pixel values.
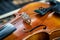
left=0, top=0, right=40, bottom=15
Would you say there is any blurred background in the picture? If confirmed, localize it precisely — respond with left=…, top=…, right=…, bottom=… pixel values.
left=0, top=0, right=40, bottom=24
left=0, top=0, right=60, bottom=25
left=0, top=0, right=40, bottom=15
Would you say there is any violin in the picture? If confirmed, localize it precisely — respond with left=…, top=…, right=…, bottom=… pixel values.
left=0, top=0, right=60, bottom=40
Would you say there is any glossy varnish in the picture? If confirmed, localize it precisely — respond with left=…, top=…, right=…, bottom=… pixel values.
left=3, top=2, right=60, bottom=40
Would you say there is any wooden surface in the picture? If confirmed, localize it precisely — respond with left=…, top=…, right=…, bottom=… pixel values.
left=3, top=2, right=60, bottom=40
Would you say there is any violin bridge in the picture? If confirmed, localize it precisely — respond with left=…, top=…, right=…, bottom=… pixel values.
left=21, top=12, right=31, bottom=25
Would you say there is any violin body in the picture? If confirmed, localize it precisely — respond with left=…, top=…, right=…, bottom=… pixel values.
left=2, top=2, right=60, bottom=40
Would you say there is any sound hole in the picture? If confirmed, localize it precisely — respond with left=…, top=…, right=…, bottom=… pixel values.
left=26, top=32, right=49, bottom=40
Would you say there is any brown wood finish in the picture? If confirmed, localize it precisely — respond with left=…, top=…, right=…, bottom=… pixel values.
left=3, top=2, right=60, bottom=40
